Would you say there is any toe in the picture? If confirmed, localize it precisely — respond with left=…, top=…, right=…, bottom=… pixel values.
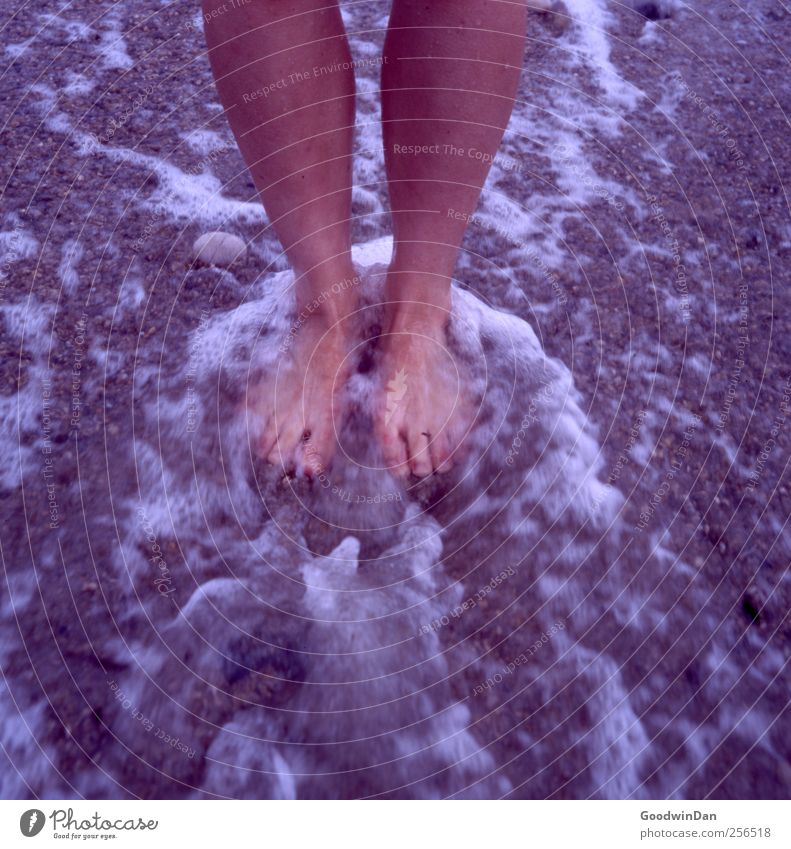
left=298, top=422, right=332, bottom=478
left=430, top=431, right=453, bottom=474
left=380, top=421, right=410, bottom=478
left=408, top=430, right=433, bottom=478
left=258, top=416, right=277, bottom=460
left=266, top=440, right=290, bottom=472
left=267, top=416, right=304, bottom=472
left=299, top=442, right=326, bottom=477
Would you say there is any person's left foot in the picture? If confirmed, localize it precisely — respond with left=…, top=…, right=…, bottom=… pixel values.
left=376, top=299, right=470, bottom=478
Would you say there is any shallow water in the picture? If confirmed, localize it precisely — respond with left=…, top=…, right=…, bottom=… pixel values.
left=1, top=0, right=789, bottom=799
left=79, top=239, right=645, bottom=799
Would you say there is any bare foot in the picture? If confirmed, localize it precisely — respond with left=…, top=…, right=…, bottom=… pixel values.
left=376, top=300, right=469, bottom=478
left=255, top=272, right=358, bottom=476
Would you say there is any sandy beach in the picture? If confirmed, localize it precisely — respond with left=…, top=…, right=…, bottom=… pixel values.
left=0, top=0, right=789, bottom=799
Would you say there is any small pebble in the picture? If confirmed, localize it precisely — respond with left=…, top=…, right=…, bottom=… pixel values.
left=193, top=231, right=246, bottom=267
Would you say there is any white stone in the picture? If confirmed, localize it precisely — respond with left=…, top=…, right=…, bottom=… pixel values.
left=193, top=231, right=246, bottom=267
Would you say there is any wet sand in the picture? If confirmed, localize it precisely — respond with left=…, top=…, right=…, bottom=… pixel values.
left=0, top=0, right=789, bottom=798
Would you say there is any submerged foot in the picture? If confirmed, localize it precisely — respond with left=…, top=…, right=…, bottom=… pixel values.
left=376, top=290, right=470, bottom=478
left=255, top=269, right=358, bottom=476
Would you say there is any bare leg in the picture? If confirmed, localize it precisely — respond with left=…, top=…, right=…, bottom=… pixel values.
left=378, top=0, right=528, bottom=477
left=203, top=0, right=357, bottom=475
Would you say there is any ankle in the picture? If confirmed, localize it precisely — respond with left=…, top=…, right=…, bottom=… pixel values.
left=384, top=271, right=452, bottom=334
left=384, top=303, right=450, bottom=341
left=294, top=261, right=362, bottom=325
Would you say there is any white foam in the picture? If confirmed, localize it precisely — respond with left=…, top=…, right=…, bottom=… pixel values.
left=5, top=38, right=35, bottom=59
left=179, top=128, right=230, bottom=154
left=0, top=687, right=65, bottom=798
left=579, top=648, right=653, bottom=799
left=1, top=298, right=54, bottom=348
left=638, top=20, right=665, bottom=47
left=37, top=12, right=92, bottom=42
left=28, top=83, right=265, bottom=229
left=63, top=71, right=96, bottom=97
left=58, top=239, right=83, bottom=296
left=0, top=217, right=39, bottom=265
left=116, top=264, right=146, bottom=316
left=564, top=0, right=643, bottom=120
left=97, top=8, right=133, bottom=71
